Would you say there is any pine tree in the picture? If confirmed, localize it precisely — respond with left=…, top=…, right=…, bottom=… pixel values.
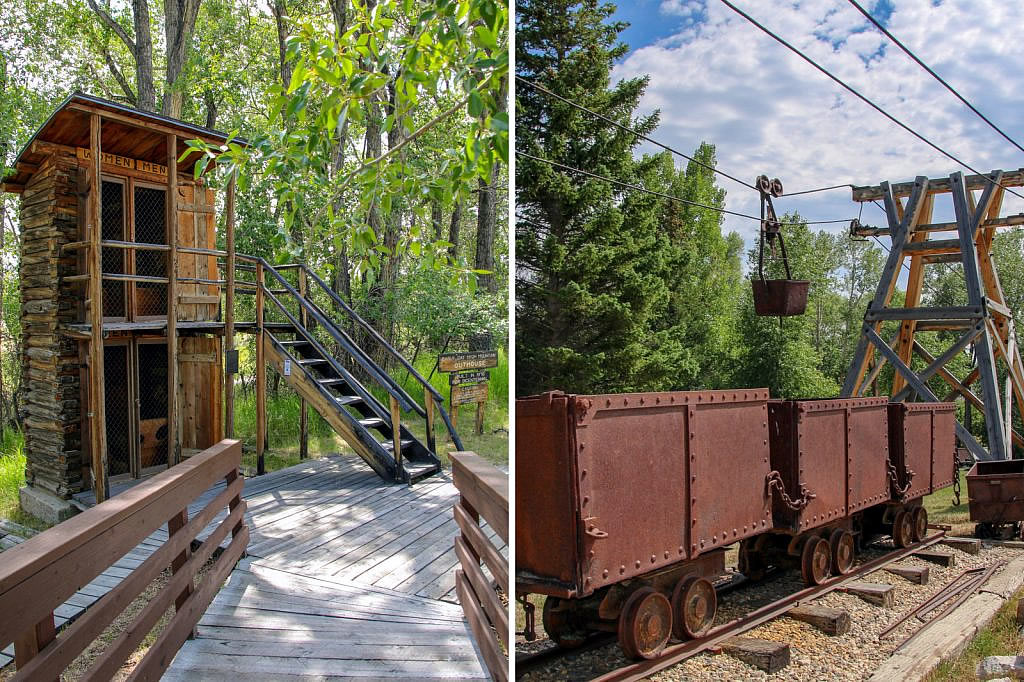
left=516, top=0, right=673, bottom=396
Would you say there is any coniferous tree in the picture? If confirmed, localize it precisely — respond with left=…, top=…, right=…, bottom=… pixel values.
left=516, top=0, right=673, bottom=396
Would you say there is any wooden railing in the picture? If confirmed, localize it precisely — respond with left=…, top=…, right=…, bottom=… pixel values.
left=451, top=452, right=509, bottom=682
left=0, top=439, right=247, bottom=680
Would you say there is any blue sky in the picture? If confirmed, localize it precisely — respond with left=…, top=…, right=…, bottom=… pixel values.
left=603, top=0, right=1024, bottom=253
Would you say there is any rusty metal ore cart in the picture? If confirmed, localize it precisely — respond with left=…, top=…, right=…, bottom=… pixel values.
left=515, top=389, right=776, bottom=659
left=967, top=459, right=1024, bottom=539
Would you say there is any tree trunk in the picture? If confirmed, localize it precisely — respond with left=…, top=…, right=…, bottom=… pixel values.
left=272, top=0, right=292, bottom=94
left=475, top=167, right=498, bottom=294
left=329, top=0, right=351, bottom=306
left=448, top=200, right=462, bottom=261
left=431, top=199, right=443, bottom=241
left=203, top=90, right=218, bottom=128
left=161, top=0, right=201, bottom=117
left=133, top=0, right=156, bottom=111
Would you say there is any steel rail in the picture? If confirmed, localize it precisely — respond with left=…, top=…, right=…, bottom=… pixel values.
left=583, top=534, right=946, bottom=682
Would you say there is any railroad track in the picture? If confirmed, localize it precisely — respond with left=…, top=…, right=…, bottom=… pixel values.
left=516, top=533, right=946, bottom=681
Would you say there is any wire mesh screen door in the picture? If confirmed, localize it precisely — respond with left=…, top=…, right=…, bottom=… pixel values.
left=100, top=179, right=127, bottom=319
left=136, top=340, right=169, bottom=471
left=103, top=342, right=133, bottom=478
left=133, top=184, right=168, bottom=319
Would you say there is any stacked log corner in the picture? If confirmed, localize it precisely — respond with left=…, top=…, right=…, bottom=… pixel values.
left=19, top=148, right=83, bottom=498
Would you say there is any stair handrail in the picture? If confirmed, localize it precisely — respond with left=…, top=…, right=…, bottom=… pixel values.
left=260, top=288, right=393, bottom=424
left=256, top=258, right=418, bottom=415
left=300, top=294, right=421, bottom=414
left=301, top=265, right=466, bottom=451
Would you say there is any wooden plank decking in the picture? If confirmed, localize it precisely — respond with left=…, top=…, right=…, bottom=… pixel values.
left=59, top=453, right=502, bottom=678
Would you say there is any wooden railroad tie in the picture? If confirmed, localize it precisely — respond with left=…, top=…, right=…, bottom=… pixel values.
left=913, top=549, right=957, bottom=567
left=721, top=637, right=790, bottom=674
left=788, top=605, right=852, bottom=635
left=941, top=537, right=982, bottom=555
left=840, top=582, right=895, bottom=608
left=885, top=565, right=930, bottom=585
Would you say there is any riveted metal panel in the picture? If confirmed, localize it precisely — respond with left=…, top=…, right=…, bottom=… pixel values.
left=967, top=459, right=1024, bottom=523
left=889, top=403, right=935, bottom=499
left=689, top=391, right=773, bottom=556
left=768, top=401, right=847, bottom=531
left=929, top=404, right=957, bottom=490
left=514, top=388, right=771, bottom=599
left=515, top=392, right=582, bottom=597
left=845, top=399, right=891, bottom=513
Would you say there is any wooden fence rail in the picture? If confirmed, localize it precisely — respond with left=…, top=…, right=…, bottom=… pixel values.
left=0, top=438, right=247, bottom=681
left=451, top=452, right=509, bottom=682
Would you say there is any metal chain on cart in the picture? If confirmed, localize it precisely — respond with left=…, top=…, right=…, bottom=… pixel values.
left=766, top=470, right=816, bottom=510
left=887, top=462, right=913, bottom=500
left=952, top=449, right=961, bottom=506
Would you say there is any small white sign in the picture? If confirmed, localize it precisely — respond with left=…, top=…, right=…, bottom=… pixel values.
left=283, top=357, right=292, bottom=376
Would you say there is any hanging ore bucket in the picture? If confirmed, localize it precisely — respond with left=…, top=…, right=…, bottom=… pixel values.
left=752, top=175, right=809, bottom=317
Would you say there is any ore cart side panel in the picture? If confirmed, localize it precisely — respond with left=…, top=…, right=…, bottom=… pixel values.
left=515, top=394, right=582, bottom=596
left=888, top=404, right=933, bottom=500
left=690, top=393, right=772, bottom=556
left=767, top=401, right=801, bottom=530
left=967, top=460, right=1024, bottom=522
left=574, top=395, right=689, bottom=595
left=931, top=405, right=957, bottom=490
left=847, top=400, right=890, bottom=513
left=791, top=405, right=848, bottom=531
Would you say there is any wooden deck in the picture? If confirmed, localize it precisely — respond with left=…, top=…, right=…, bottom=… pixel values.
left=63, top=453, right=502, bottom=678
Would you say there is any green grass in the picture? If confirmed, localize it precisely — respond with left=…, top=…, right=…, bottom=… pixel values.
left=924, top=470, right=973, bottom=535
left=0, top=428, right=50, bottom=532
left=926, top=585, right=1024, bottom=681
left=233, top=348, right=509, bottom=473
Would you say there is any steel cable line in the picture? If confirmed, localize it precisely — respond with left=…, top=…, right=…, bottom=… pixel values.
left=717, top=0, right=1024, bottom=203
left=519, top=75, right=860, bottom=199
left=516, top=75, right=759, bottom=191
left=517, top=149, right=856, bottom=225
left=846, top=0, right=1024, bottom=157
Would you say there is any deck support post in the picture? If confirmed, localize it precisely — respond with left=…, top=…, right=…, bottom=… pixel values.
left=166, top=133, right=180, bottom=466
left=390, top=395, right=403, bottom=482
left=256, top=261, right=266, bottom=476
left=87, top=113, right=107, bottom=503
left=224, top=173, right=235, bottom=439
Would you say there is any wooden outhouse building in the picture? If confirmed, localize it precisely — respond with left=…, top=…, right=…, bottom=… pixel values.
left=2, top=93, right=242, bottom=515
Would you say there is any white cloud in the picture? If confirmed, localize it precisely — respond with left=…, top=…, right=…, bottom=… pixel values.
left=612, top=0, right=1024, bottom=250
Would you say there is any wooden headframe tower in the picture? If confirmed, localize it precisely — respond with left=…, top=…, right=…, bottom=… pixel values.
left=843, top=169, right=1024, bottom=462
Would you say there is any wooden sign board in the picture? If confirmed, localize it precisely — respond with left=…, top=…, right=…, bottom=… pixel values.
left=76, top=147, right=168, bottom=177
left=452, top=382, right=489, bottom=406
left=439, top=350, right=498, bottom=373
left=450, top=370, right=489, bottom=386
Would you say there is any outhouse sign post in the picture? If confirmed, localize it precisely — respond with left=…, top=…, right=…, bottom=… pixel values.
left=439, top=350, right=498, bottom=436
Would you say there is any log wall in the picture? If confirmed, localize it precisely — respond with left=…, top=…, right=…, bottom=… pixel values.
left=20, top=148, right=83, bottom=497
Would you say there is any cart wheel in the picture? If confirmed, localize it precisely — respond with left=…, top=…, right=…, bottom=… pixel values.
left=671, top=576, right=717, bottom=640
left=892, top=510, right=914, bottom=548
left=617, top=587, right=672, bottom=660
left=829, top=529, right=855, bottom=575
left=911, top=507, right=928, bottom=542
left=801, top=536, right=831, bottom=586
left=543, top=597, right=587, bottom=649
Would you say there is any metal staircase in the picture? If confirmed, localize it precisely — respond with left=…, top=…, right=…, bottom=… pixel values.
left=254, top=260, right=463, bottom=483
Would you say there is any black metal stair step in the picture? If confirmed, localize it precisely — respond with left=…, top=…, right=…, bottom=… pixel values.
left=359, top=417, right=386, bottom=428
left=318, top=378, right=346, bottom=386
left=380, top=439, right=415, bottom=452
left=298, top=358, right=328, bottom=365
left=403, top=462, right=439, bottom=478
left=335, top=395, right=363, bottom=406
left=279, top=339, right=310, bottom=346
